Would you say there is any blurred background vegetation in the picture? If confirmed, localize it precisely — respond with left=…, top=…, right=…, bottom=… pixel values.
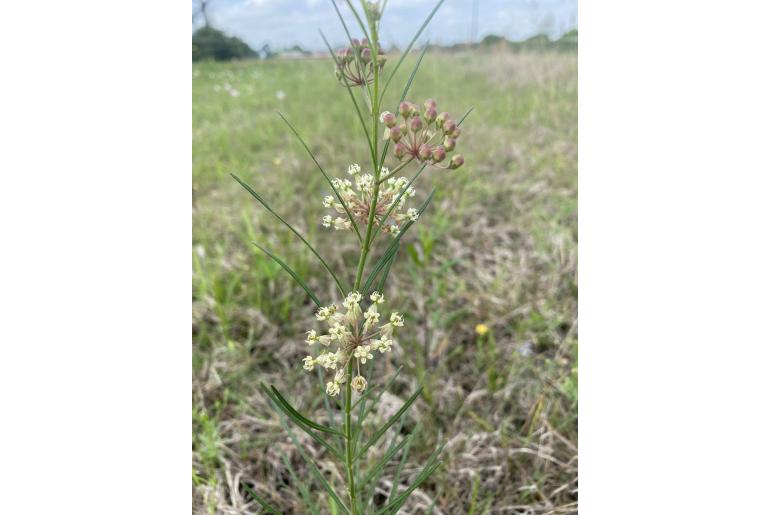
left=193, top=2, right=577, bottom=514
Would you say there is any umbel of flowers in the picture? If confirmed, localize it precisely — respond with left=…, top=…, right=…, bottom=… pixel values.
left=334, top=38, right=387, bottom=86
left=303, top=291, right=403, bottom=396
left=321, top=163, right=418, bottom=237
left=381, top=99, right=465, bottom=169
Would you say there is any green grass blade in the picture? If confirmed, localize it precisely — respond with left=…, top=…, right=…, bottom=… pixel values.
left=267, top=384, right=345, bottom=437
left=380, top=0, right=446, bottom=101
left=232, top=173, right=347, bottom=294
left=261, top=385, right=345, bottom=460
left=275, top=114, right=363, bottom=244
left=375, top=243, right=398, bottom=294
left=363, top=417, right=407, bottom=510
left=279, top=449, right=320, bottom=515
left=271, top=402, right=351, bottom=515
left=354, top=366, right=404, bottom=450
left=356, top=385, right=423, bottom=459
left=241, top=482, right=282, bottom=514
left=251, top=242, right=321, bottom=307
left=318, top=30, right=375, bottom=165
left=362, top=434, right=412, bottom=487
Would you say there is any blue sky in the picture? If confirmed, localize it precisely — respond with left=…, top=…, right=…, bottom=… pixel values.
left=192, top=0, right=577, bottom=51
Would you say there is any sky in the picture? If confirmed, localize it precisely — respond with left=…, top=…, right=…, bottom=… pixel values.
left=192, top=0, right=577, bottom=52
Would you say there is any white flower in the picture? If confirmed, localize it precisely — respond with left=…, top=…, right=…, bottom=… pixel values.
left=318, top=335, right=332, bottom=346
left=276, top=90, right=286, bottom=100
left=305, top=330, right=318, bottom=345
left=378, top=112, right=392, bottom=123
left=407, top=208, right=419, bottom=222
left=322, top=215, right=332, bottom=228
left=387, top=224, right=400, bottom=236
left=351, top=375, right=367, bottom=393
left=370, top=291, right=385, bottom=304
left=334, top=368, right=346, bottom=384
left=303, top=356, right=315, bottom=371
left=376, top=337, right=393, bottom=353
left=355, top=173, right=374, bottom=194
left=347, top=163, right=361, bottom=175
left=326, top=381, right=340, bottom=396
left=322, top=195, right=334, bottom=208
left=343, top=291, right=362, bottom=309
left=333, top=217, right=351, bottom=230
left=390, top=312, right=404, bottom=327
left=354, top=345, right=374, bottom=364
left=329, top=323, right=348, bottom=341
left=316, top=305, right=337, bottom=321
left=317, top=351, right=339, bottom=370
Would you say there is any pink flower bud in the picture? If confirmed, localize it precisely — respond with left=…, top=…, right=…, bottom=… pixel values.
left=351, top=38, right=360, bottom=47
left=359, top=38, right=369, bottom=48
left=432, top=146, right=446, bottom=163
left=394, top=141, right=408, bottom=159
left=443, top=137, right=456, bottom=151
left=398, top=101, right=411, bottom=117
left=451, top=127, right=461, bottom=138
left=443, top=119, right=457, bottom=134
left=410, top=116, right=423, bottom=132
left=424, top=98, right=437, bottom=110
left=435, top=111, right=449, bottom=126
left=449, top=154, right=464, bottom=169
left=389, top=126, right=402, bottom=142
left=361, top=47, right=372, bottom=63
left=381, top=111, right=396, bottom=127
left=418, top=144, right=432, bottom=161
left=424, top=107, right=437, bottom=123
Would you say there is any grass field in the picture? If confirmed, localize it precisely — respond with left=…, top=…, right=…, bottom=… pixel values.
left=193, top=49, right=577, bottom=514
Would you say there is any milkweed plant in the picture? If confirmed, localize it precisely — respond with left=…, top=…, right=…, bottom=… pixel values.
left=230, top=1, right=468, bottom=513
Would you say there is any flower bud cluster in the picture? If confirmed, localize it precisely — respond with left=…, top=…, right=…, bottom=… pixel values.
left=381, top=99, right=465, bottom=170
left=334, top=38, right=386, bottom=87
left=303, top=291, right=402, bottom=396
left=321, top=163, right=418, bottom=238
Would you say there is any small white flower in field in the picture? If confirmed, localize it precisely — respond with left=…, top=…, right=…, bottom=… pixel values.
left=390, top=312, right=404, bottom=327
left=334, top=368, right=346, bottom=384
left=347, top=163, right=361, bottom=175
left=322, top=195, right=334, bottom=208
left=407, top=208, right=419, bottom=222
left=229, top=89, right=240, bottom=97
left=317, top=351, right=339, bottom=370
left=351, top=375, right=368, bottom=393
left=387, top=224, right=400, bottom=235
left=303, top=356, right=315, bottom=371
left=354, top=345, right=374, bottom=364
left=343, top=291, right=362, bottom=308
left=322, top=215, right=332, bottom=228
left=329, top=322, right=348, bottom=341
left=316, top=304, right=337, bottom=321
left=276, top=90, right=286, bottom=100
left=370, top=291, right=384, bottom=304
left=306, top=330, right=318, bottom=345
left=326, top=381, right=341, bottom=396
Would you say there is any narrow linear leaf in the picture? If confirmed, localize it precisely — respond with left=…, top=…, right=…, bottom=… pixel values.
left=375, top=243, right=398, bottom=294
left=362, top=434, right=412, bottom=487
left=380, top=0, right=446, bottom=100
left=241, top=482, right=282, bottom=514
left=267, top=384, right=345, bottom=437
left=271, top=401, right=351, bottom=515
left=378, top=443, right=446, bottom=515
left=276, top=114, right=364, bottom=244
left=386, top=422, right=418, bottom=505
left=252, top=242, right=321, bottom=307
left=357, top=385, right=423, bottom=459
left=363, top=418, right=407, bottom=510
left=354, top=366, right=404, bottom=450
left=261, top=385, right=344, bottom=460
left=379, top=42, right=430, bottom=169
left=232, top=173, right=347, bottom=294
left=279, top=450, right=320, bottom=515
left=365, top=188, right=435, bottom=287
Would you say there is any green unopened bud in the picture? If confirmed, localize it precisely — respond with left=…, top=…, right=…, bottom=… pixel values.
left=418, top=143, right=432, bottom=161
left=432, top=146, right=446, bottom=163
left=449, top=154, right=464, bottom=169
left=435, top=111, right=449, bottom=127
left=361, top=47, right=372, bottom=63
left=443, top=137, right=456, bottom=151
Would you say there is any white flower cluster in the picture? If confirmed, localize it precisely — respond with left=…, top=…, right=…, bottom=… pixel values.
left=302, top=291, right=403, bottom=396
left=320, top=163, right=419, bottom=238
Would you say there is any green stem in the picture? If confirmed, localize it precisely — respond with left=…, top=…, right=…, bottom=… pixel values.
left=344, top=359, right=357, bottom=514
